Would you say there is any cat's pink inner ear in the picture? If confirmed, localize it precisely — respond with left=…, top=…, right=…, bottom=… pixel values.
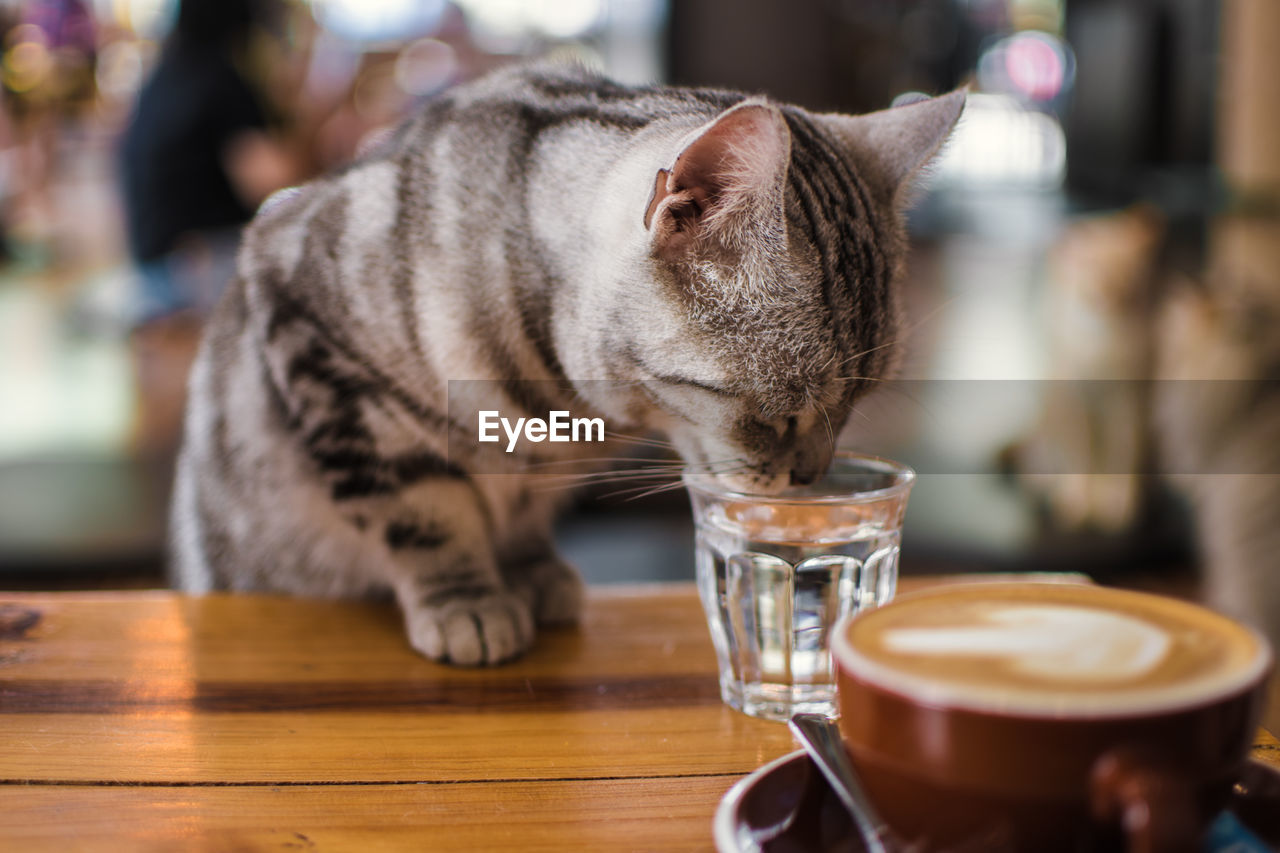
left=647, top=102, right=789, bottom=257
left=643, top=168, right=671, bottom=230
left=669, top=103, right=788, bottom=218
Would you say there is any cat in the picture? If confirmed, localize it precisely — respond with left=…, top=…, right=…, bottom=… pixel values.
left=1012, top=205, right=1165, bottom=533
left=1006, top=202, right=1279, bottom=648
left=1154, top=276, right=1280, bottom=645
left=170, top=63, right=964, bottom=665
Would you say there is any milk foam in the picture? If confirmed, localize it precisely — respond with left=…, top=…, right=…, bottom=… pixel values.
left=880, top=605, right=1172, bottom=683
left=835, top=583, right=1272, bottom=716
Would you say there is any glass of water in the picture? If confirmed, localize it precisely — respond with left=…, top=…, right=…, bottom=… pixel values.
left=684, top=453, right=915, bottom=721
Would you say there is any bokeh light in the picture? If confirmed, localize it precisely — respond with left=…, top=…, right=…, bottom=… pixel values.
left=933, top=92, right=1066, bottom=187
left=977, top=30, right=1075, bottom=104
left=3, top=26, right=53, bottom=94
left=530, top=0, right=603, bottom=39
left=310, top=0, right=447, bottom=44
left=394, top=38, right=458, bottom=97
left=455, top=0, right=603, bottom=48
left=110, top=0, right=176, bottom=39
left=96, top=39, right=153, bottom=100
left=1004, top=31, right=1065, bottom=101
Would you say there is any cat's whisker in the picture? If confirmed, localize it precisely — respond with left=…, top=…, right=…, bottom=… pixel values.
left=597, top=478, right=687, bottom=501
left=598, top=442, right=675, bottom=455
left=552, top=458, right=747, bottom=495
left=531, top=476, right=673, bottom=495
left=829, top=375, right=893, bottom=384
left=678, top=459, right=755, bottom=477
left=897, top=294, right=959, bottom=339
left=526, top=451, right=744, bottom=478
left=835, top=339, right=899, bottom=370
left=525, top=471, right=683, bottom=488
left=833, top=380, right=938, bottom=426
left=530, top=468, right=688, bottom=488
left=604, top=430, right=675, bottom=450
left=604, top=435, right=675, bottom=448
left=615, top=474, right=742, bottom=502
left=534, top=470, right=688, bottom=495
left=532, top=458, right=691, bottom=471
left=528, top=455, right=747, bottom=492
left=818, top=402, right=835, bottom=454
left=535, top=472, right=684, bottom=489
left=619, top=480, right=696, bottom=502
left=834, top=296, right=959, bottom=371
left=521, top=456, right=681, bottom=469
left=598, top=461, right=753, bottom=502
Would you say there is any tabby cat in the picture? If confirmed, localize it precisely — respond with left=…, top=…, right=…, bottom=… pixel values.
left=1155, top=277, right=1280, bottom=647
left=1008, top=204, right=1279, bottom=648
left=171, top=63, right=964, bottom=665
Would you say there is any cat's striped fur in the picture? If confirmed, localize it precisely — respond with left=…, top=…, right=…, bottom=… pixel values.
left=172, top=63, right=963, bottom=664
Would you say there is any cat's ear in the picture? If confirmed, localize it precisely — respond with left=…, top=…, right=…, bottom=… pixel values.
left=821, top=89, right=966, bottom=205
left=645, top=100, right=790, bottom=260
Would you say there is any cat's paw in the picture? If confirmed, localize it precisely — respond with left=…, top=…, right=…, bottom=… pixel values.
left=402, top=592, right=534, bottom=666
left=508, top=556, right=584, bottom=626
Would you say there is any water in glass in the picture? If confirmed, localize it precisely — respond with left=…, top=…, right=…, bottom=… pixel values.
left=694, top=504, right=900, bottom=720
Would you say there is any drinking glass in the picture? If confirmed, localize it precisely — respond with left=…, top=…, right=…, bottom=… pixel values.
left=684, top=453, right=915, bottom=720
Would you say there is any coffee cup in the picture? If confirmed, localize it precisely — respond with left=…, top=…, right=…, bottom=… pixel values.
left=831, top=582, right=1273, bottom=852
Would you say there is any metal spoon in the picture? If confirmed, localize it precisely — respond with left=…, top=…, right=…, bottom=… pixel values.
left=789, top=713, right=894, bottom=853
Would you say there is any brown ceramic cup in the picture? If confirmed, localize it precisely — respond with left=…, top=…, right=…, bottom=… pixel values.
left=831, top=582, right=1273, bottom=852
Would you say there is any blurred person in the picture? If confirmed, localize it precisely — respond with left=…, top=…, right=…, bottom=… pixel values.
left=119, top=0, right=299, bottom=325
left=120, top=0, right=301, bottom=463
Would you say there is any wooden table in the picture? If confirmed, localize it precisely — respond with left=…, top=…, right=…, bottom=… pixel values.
left=2, top=580, right=1277, bottom=852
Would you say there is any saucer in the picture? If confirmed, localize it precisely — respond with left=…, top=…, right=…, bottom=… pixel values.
left=714, top=750, right=1280, bottom=853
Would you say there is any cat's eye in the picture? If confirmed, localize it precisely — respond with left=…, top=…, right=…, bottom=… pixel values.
left=650, top=374, right=734, bottom=398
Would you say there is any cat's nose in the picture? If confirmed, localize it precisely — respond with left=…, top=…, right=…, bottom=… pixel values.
left=789, top=431, right=834, bottom=486
left=789, top=467, right=818, bottom=486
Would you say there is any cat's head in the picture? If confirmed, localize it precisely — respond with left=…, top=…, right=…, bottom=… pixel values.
left=581, top=91, right=964, bottom=492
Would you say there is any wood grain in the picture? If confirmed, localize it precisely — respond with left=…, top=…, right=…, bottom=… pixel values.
left=0, top=708, right=794, bottom=784
left=1, top=777, right=739, bottom=853
left=0, top=576, right=1082, bottom=683
left=0, top=586, right=720, bottom=683
left=0, top=578, right=1274, bottom=851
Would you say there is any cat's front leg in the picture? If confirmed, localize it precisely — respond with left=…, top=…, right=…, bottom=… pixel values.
left=358, top=483, right=535, bottom=666
left=390, top=546, right=534, bottom=666
left=493, top=488, right=585, bottom=627
left=499, top=544, right=585, bottom=627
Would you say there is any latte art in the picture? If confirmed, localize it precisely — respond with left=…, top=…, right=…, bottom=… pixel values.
left=881, top=605, right=1172, bottom=683
left=835, top=582, right=1270, bottom=716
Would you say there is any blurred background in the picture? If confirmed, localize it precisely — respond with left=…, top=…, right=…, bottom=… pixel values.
left=0, top=0, right=1275, bottom=637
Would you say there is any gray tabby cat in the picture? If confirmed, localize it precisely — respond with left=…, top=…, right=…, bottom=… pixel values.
left=171, top=63, right=963, bottom=665
left=1156, top=279, right=1280, bottom=648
